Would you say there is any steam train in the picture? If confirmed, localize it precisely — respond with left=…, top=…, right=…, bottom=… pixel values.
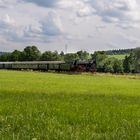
left=0, top=60, right=96, bottom=72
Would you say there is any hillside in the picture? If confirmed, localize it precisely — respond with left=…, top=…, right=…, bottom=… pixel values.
left=104, top=48, right=135, bottom=55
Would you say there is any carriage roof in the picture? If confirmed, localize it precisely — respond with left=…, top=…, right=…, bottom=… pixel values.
left=0, top=61, right=65, bottom=64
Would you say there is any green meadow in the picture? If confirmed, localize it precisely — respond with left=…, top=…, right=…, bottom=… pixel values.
left=0, top=70, right=140, bottom=140
left=108, top=54, right=127, bottom=60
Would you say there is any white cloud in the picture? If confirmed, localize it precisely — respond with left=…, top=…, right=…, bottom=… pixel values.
left=87, top=0, right=140, bottom=28
left=0, top=0, right=140, bottom=52
left=0, top=11, right=64, bottom=43
left=0, top=14, right=21, bottom=41
left=0, top=14, right=15, bottom=28
left=40, top=12, right=64, bottom=36
left=22, top=0, right=140, bottom=28
left=22, top=0, right=58, bottom=7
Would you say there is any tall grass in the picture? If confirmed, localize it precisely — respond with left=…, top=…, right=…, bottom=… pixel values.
left=0, top=70, right=140, bottom=140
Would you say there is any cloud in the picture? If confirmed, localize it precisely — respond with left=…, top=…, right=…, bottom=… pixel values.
left=87, top=0, right=140, bottom=28
left=0, top=14, right=22, bottom=41
left=0, top=0, right=140, bottom=51
left=21, top=0, right=140, bottom=28
left=23, top=11, right=64, bottom=42
left=120, top=33, right=140, bottom=44
left=22, top=0, right=58, bottom=7
left=0, top=12, right=64, bottom=44
left=40, top=12, right=64, bottom=36
left=0, top=14, right=15, bottom=28
left=21, top=0, right=140, bottom=21
left=76, top=3, right=95, bottom=17
left=22, top=0, right=95, bottom=17
left=0, top=0, right=19, bottom=8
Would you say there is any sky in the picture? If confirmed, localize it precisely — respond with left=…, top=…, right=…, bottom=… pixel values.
left=0, top=0, right=140, bottom=52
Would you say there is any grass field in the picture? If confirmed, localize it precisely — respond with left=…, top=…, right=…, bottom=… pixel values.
left=0, top=70, right=140, bottom=140
left=108, top=54, right=128, bottom=60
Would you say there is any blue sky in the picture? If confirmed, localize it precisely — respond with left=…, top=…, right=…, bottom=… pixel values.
left=0, top=0, right=140, bottom=52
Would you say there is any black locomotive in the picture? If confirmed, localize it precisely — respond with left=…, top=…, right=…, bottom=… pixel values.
left=0, top=60, right=96, bottom=72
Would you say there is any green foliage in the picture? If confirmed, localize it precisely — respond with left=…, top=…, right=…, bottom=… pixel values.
left=123, top=48, right=140, bottom=73
left=104, top=58, right=115, bottom=73
left=0, top=53, right=11, bottom=62
left=108, top=54, right=127, bottom=60
left=92, top=51, right=107, bottom=72
left=10, top=50, right=22, bottom=61
left=76, top=50, right=90, bottom=60
left=40, top=51, right=61, bottom=61
left=64, top=53, right=79, bottom=62
left=92, top=51, right=124, bottom=73
left=113, top=59, right=123, bottom=73
left=0, top=71, right=140, bottom=139
left=105, top=48, right=133, bottom=55
left=123, top=56, right=131, bottom=73
left=133, top=48, right=140, bottom=73
left=22, top=46, right=41, bottom=61
left=0, top=46, right=139, bottom=73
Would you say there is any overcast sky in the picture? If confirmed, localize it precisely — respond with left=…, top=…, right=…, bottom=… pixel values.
left=0, top=0, right=140, bottom=52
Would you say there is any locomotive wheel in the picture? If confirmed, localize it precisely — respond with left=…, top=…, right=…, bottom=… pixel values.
left=77, top=65, right=86, bottom=72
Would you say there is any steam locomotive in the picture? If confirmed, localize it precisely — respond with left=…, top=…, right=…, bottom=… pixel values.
left=0, top=60, right=96, bottom=72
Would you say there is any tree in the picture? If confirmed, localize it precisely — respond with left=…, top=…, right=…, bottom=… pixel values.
left=22, top=46, right=41, bottom=61
left=60, top=51, right=64, bottom=56
left=40, top=51, right=61, bottom=61
left=60, top=51, right=65, bottom=61
left=64, top=53, right=79, bottom=62
left=133, top=48, right=140, bottom=73
left=123, top=48, right=140, bottom=73
left=123, top=56, right=131, bottom=73
left=104, top=58, right=115, bottom=73
left=113, top=59, right=123, bottom=73
left=0, top=53, right=11, bottom=62
left=10, top=50, right=22, bottom=61
left=92, top=51, right=107, bottom=72
left=76, top=50, right=90, bottom=60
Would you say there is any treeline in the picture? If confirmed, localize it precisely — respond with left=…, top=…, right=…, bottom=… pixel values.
left=105, top=48, right=134, bottom=55
left=92, top=48, right=140, bottom=73
left=0, top=46, right=90, bottom=62
left=0, top=46, right=139, bottom=73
